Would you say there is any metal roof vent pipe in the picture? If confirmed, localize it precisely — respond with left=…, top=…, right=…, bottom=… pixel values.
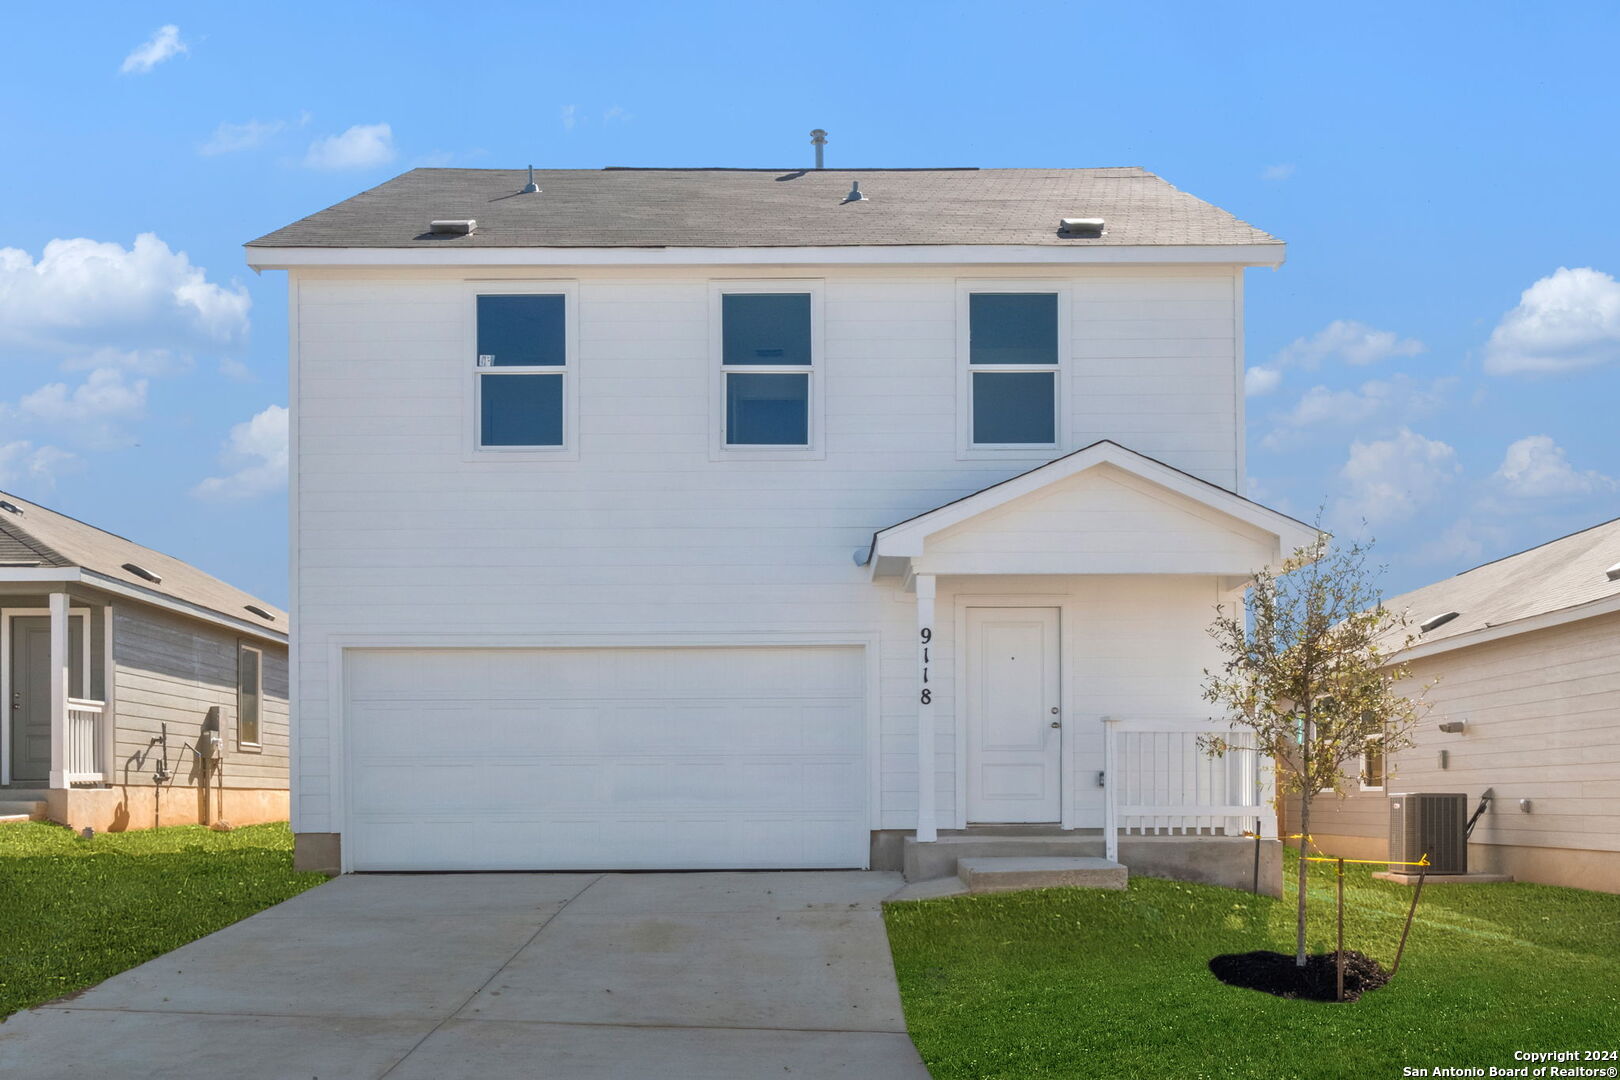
left=521, top=165, right=541, bottom=194
left=810, top=129, right=827, bottom=169
left=841, top=181, right=867, bottom=204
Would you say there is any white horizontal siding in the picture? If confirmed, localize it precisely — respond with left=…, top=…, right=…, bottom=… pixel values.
left=290, top=263, right=1246, bottom=834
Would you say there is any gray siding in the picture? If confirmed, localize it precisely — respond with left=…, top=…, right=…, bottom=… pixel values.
left=112, top=604, right=288, bottom=791
left=1297, top=611, right=1620, bottom=855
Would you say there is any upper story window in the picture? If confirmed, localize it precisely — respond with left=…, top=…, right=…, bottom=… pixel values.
left=716, top=288, right=820, bottom=452
left=960, top=288, right=1065, bottom=452
left=238, top=642, right=262, bottom=750
left=472, top=289, right=576, bottom=454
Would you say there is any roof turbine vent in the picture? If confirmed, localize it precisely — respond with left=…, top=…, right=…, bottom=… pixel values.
left=521, top=164, right=541, bottom=194
left=841, top=181, right=867, bottom=205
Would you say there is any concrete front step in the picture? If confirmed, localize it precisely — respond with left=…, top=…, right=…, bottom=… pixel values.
left=957, top=856, right=1128, bottom=893
left=0, top=799, right=47, bottom=823
left=903, top=833, right=1105, bottom=882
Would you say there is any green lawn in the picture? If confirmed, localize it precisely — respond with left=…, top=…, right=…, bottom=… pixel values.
left=0, top=821, right=325, bottom=1019
left=885, top=853, right=1620, bottom=1079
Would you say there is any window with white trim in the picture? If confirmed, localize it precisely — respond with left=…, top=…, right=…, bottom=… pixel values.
left=1360, top=736, right=1386, bottom=792
left=475, top=293, right=570, bottom=450
left=719, top=292, right=814, bottom=448
left=237, top=643, right=262, bottom=750
left=965, top=290, right=1062, bottom=448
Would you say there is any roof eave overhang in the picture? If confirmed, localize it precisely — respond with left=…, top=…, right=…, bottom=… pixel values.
left=1391, top=591, right=1620, bottom=664
left=864, top=441, right=1318, bottom=578
left=0, top=566, right=287, bottom=644
left=244, top=242, right=1286, bottom=271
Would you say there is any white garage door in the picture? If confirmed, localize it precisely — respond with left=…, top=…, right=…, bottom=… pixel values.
left=343, top=646, right=868, bottom=871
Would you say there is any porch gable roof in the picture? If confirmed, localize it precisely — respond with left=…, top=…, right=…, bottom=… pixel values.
left=862, top=440, right=1318, bottom=579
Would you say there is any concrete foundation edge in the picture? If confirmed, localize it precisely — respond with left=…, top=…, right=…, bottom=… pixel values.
left=1309, top=832, right=1620, bottom=894
left=294, top=832, right=342, bottom=875
left=45, top=786, right=289, bottom=834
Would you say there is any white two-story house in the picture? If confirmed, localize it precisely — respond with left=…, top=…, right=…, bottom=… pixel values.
left=246, top=165, right=1315, bottom=885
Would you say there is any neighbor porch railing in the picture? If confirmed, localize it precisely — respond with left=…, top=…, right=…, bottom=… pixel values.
left=1100, top=715, right=1274, bottom=862
left=64, top=698, right=106, bottom=785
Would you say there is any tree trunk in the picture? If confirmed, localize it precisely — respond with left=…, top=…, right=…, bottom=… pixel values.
left=1296, top=793, right=1310, bottom=967
left=1296, top=710, right=1311, bottom=967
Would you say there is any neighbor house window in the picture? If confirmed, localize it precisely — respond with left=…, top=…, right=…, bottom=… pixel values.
left=475, top=293, right=569, bottom=449
left=721, top=292, right=812, bottom=447
left=967, top=291, right=1060, bottom=447
left=1361, top=737, right=1386, bottom=791
left=238, top=643, right=262, bottom=749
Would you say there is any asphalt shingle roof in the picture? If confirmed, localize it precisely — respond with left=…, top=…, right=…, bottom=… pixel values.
left=0, top=493, right=286, bottom=634
left=1386, top=517, right=1620, bottom=651
left=246, top=167, right=1282, bottom=250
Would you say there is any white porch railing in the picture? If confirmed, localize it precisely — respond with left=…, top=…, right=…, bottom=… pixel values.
left=1101, top=715, right=1275, bottom=863
left=64, top=698, right=106, bottom=785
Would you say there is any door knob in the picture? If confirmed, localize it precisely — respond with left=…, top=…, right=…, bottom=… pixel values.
left=1050, top=720, right=1061, bottom=729
left=1050, top=707, right=1059, bottom=714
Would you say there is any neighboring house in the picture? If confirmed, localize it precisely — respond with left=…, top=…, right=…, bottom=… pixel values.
left=1289, top=517, right=1620, bottom=894
left=246, top=165, right=1318, bottom=882
left=0, top=492, right=289, bottom=831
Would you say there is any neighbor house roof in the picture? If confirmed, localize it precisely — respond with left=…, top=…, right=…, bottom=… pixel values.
left=246, top=167, right=1282, bottom=251
left=1388, top=516, right=1620, bottom=659
left=0, top=492, right=286, bottom=639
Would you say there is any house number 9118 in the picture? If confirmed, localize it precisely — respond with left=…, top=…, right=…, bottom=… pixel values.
left=919, top=627, right=932, bottom=705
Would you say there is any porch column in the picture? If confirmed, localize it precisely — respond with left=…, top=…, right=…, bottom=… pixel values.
left=47, top=589, right=69, bottom=789
left=915, top=573, right=937, bottom=843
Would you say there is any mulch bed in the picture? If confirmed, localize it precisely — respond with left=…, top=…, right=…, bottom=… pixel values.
left=1208, top=950, right=1392, bottom=1002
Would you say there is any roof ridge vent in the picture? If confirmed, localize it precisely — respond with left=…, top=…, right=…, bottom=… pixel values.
left=1059, top=217, right=1105, bottom=238
left=121, top=561, right=162, bottom=584
left=1419, top=611, right=1460, bottom=634
left=840, top=180, right=867, bottom=204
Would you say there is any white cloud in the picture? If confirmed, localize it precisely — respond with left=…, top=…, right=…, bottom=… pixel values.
left=1334, top=428, right=1461, bottom=527
left=1244, top=365, right=1281, bottom=396
left=1276, top=319, right=1426, bottom=369
left=16, top=368, right=147, bottom=424
left=1273, top=375, right=1451, bottom=427
left=120, top=25, right=187, bottom=74
left=0, top=234, right=250, bottom=357
left=560, top=105, right=578, bottom=131
left=303, top=123, right=396, bottom=170
left=200, top=119, right=285, bottom=156
left=0, top=442, right=79, bottom=491
left=1493, top=435, right=1615, bottom=498
left=192, top=405, right=288, bottom=501
left=1260, top=163, right=1296, bottom=182
left=603, top=105, right=631, bottom=124
left=1484, top=267, right=1620, bottom=375
left=1413, top=518, right=1507, bottom=566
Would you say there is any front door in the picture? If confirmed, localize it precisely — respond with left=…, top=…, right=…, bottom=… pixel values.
left=7, top=615, right=84, bottom=783
left=966, top=607, right=1061, bottom=823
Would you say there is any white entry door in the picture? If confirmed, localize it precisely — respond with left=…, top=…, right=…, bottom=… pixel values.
left=966, top=607, right=1061, bottom=823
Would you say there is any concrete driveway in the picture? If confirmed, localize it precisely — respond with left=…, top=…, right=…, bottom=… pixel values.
left=0, top=871, right=929, bottom=1079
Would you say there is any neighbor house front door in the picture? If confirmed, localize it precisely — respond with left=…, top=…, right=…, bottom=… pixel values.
left=7, top=615, right=85, bottom=784
left=965, top=606, right=1061, bottom=823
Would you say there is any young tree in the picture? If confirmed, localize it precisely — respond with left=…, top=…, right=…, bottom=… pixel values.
left=1201, top=530, right=1429, bottom=966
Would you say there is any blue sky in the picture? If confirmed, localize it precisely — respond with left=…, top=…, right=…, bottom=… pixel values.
left=2, top=2, right=1616, bottom=607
